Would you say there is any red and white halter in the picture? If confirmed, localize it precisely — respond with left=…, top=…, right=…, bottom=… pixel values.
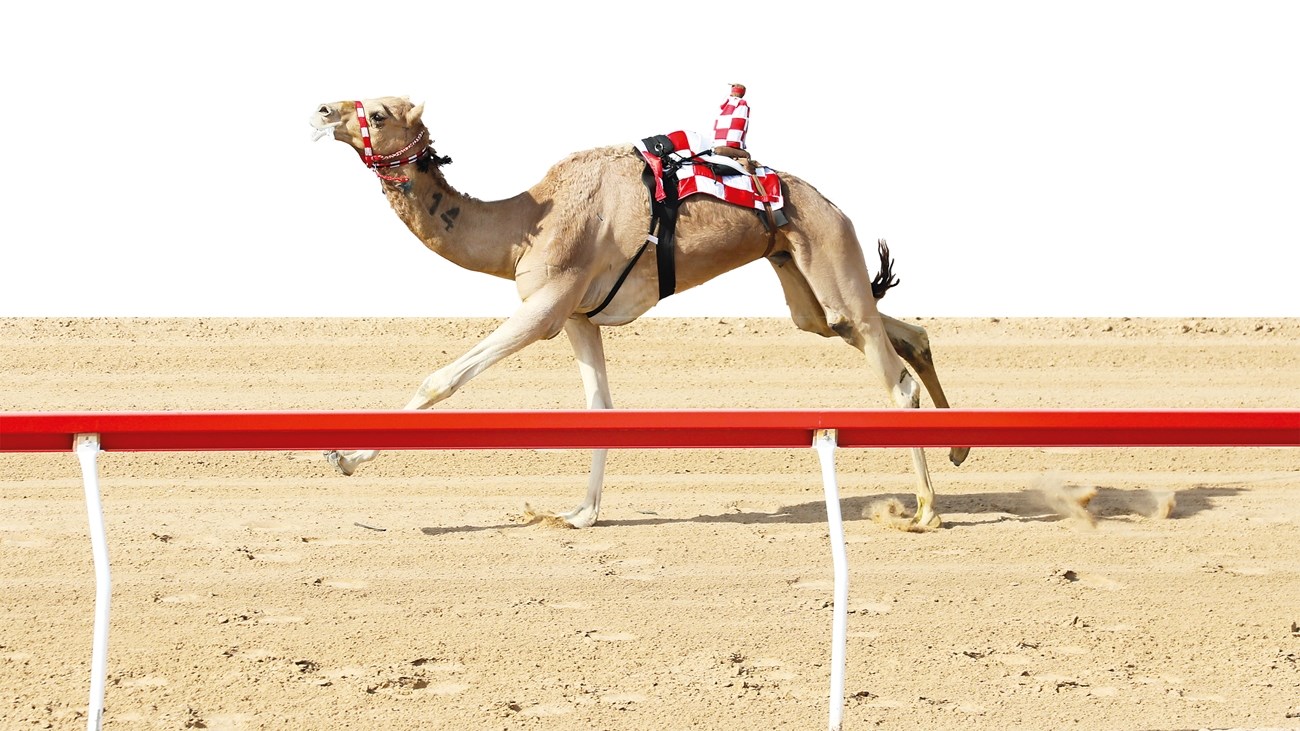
left=355, top=101, right=427, bottom=183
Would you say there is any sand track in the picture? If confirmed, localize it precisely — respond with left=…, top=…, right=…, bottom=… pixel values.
left=2, top=317, right=1298, bottom=729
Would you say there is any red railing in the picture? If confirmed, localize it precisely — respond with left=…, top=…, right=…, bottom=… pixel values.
left=3, top=408, right=1297, bottom=452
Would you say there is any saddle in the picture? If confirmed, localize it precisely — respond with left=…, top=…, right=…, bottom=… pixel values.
left=637, top=131, right=784, bottom=210
left=583, top=131, right=787, bottom=318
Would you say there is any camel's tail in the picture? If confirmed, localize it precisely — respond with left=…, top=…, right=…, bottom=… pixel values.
left=871, top=239, right=900, bottom=300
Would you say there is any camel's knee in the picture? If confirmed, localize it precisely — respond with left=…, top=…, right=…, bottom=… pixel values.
left=826, top=311, right=866, bottom=349
left=829, top=319, right=855, bottom=342
left=829, top=312, right=897, bottom=355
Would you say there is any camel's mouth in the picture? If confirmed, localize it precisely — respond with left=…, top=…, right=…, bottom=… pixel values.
left=310, top=104, right=345, bottom=142
left=311, top=120, right=342, bottom=142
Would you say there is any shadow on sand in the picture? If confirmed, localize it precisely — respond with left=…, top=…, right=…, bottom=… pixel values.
left=420, top=484, right=1248, bottom=534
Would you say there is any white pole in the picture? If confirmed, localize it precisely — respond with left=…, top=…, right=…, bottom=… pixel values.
left=813, top=428, right=847, bottom=731
left=74, top=434, right=109, bottom=731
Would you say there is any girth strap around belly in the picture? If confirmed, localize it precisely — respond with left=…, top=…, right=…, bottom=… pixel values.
left=583, top=165, right=680, bottom=318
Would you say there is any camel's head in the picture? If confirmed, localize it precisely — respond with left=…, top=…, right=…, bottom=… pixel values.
left=310, top=96, right=427, bottom=162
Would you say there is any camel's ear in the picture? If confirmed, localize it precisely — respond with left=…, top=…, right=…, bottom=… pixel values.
left=405, top=103, right=424, bottom=126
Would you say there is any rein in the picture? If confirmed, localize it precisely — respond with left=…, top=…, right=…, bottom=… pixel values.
left=354, top=101, right=428, bottom=183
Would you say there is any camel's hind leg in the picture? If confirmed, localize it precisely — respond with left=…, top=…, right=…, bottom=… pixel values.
left=881, top=315, right=970, bottom=466
left=777, top=235, right=941, bottom=529
left=769, top=255, right=969, bottom=468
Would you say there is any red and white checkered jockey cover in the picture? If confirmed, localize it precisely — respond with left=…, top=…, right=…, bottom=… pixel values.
left=713, top=96, right=749, bottom=149
left=635, top=131, right=782, bottom=213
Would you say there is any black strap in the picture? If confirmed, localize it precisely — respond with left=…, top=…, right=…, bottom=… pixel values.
left=585, top=154, right=685, bottom=317
left=654, top=204, right=677, bottom=299
left=583, top=241, right=650, bottom=317
left=640, top=165, right=680, bottom=300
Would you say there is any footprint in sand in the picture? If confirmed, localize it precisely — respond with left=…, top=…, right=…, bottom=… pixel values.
left=725, top=500, right=783, bottom=514
left=412, top=660, right=467, bottom=674
left=226, top=648, right=278, bottom=662
left=585, top=631, right=637, bottom=642
left=750, top=659, right=796, bottom=682
left=238, top=520, right=306, bottom=533
left=1096, top=623, right=1133, bottom=633
left=320, top=666, right=366, bottom=680
left=322, top=580, right=369, bottom=590
left=617, top=557, right=659, bottom=581
left=1077, top=574, right=1125, bottom=591
left=616, top=558, right=654, bottom=568
left=519, top=704, right=574, bottom=718
left=254, top=552, right=303, bottom=564
left=120, top=675, right=169, bottom=687
left=427, top=682, right=470, bottom=695
left=862, top=698, right=906, bottom=710
left=566, top=541, right=616, bottom=553
left=1033, top=672, right=1082, bottom=687
left=601, top=692, right=647, bottom=704
left=197, top=713, right=253, bottom=731
left=1059, top=570, right=1125, bottom=591
left=1186, top=693, right=1226, bottom=703
left=1051, top=645, right=1089, bottom=656
left=259, top=615, right=305, bottom=624
left=1226, top=565, right=1272, bottom=576
left=158, top=593, right=203, bottom=603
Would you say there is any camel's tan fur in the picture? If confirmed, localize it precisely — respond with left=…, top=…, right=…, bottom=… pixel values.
left=311, top=96, right=965, bottom=528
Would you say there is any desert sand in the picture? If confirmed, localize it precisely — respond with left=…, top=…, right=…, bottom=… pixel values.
left=1, top=316, right=1298, bottom=730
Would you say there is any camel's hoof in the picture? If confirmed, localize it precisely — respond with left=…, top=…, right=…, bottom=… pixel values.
left=914, top=513, right=943, bottom=531
left=949, top=447, right=970, bottom=467
left=325, top=450, right=355, bottom=476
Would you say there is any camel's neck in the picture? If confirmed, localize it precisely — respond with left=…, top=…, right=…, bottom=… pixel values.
left=379, top=159, right=539, bottom=280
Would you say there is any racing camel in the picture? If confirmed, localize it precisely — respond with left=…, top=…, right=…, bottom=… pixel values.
left=309, top=96, right=967, bottom=529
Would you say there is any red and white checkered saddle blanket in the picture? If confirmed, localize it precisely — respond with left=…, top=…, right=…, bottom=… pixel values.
left=634, top=130, right=784, bottom=213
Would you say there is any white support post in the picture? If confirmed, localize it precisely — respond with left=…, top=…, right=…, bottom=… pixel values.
left=813, top=428, right=848, bottom=731
left=74, top=434, right=109, bottom=731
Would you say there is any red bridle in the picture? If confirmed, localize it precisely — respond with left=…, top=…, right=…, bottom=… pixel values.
left=354, top=101, right=428, bottom=183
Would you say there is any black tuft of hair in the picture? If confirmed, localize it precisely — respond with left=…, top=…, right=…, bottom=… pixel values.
left=416, top=149, right=453, bottom=173
left=871, top=239, right=901, bottom=300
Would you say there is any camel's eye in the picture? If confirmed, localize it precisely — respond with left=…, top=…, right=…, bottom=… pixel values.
left=369, top=112, right=385, bottom=123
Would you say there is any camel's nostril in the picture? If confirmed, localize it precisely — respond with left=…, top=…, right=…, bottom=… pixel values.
left=318, top=105, right=330, bottom=115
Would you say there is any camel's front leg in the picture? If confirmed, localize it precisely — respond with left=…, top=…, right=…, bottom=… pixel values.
left=327, top=293, right=576, bottom=476
left=546, top=315, right=614, bottom=528
left=881, top=314, right=970, bottom=467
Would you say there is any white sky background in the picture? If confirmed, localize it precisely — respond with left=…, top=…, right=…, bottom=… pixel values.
left=1, top=1, right=1296, bottom=318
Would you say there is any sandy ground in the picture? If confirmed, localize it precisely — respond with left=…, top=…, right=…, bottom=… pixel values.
left=1, top=316, right=1298, bottom=731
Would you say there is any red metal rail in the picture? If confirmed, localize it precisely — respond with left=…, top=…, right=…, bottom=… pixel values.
left=2, top=409, right=1297, bottom=453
